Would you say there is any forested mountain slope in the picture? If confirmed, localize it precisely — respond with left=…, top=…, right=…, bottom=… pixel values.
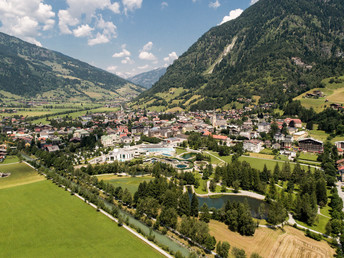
left=0, top=32, right=144, bottom=101
left=135, top=0, right=344, bottom=111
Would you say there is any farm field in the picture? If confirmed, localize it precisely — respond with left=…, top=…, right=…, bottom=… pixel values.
left=209, top=220, right=335, bottom=258
left=98, top=175, right=154, bottom=194
left=0, top=166, right=162, bottom=258
left=0, top=162, right=44, bottom=189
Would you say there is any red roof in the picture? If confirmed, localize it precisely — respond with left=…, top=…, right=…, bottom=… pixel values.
left=212, top=135, right=228, bottom=140
left=339, top=166, right=344, bottom=171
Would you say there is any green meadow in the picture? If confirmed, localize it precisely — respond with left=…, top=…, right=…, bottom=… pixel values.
left=0, top=163, right=162, bottom=258
left=98, top=175, right=153, bottom=194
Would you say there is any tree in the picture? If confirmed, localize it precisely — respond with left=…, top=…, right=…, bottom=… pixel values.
left=178, top=192, right=191, bottom=216
left=267, top=201, right=287, bottom=226
left=158, top=207, right=178, bottom=228
left=216, top=241, right=230, bottom=258
left=232, top=247, right=246, bottom=258
left=200, top=203, right=211, bottom=223
left=316, top=179, right=327, bottom=207
left=122, top=188, right=132, bottom=206
left=191, top=193, right=199, bottom=217
left=210, top=179, right=217, bottom=192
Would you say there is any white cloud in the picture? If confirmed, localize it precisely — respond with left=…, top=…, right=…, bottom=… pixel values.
left=209, top=0, right=220, bottom=9
left=113, top=45, right=131, bottom=58
left=109, top=2, right=121, bottom=14
left=58, top=10, right=79, bottom=34
left=250, top=0, right=259, bottom=5
left=87, top=16, right=117, bottom=46
left=219, top=8, right=243, bottom=25
left=73, top=24, right=94, bottom=37
left=139, top=51, right=156, bottom=61
left=138, top=41, right=156, bottom=61
left=161, top=2, right=168, bottom=9
left=163, top=51, right=178, bottom=63
left=0, top=0, right=55, bottom=46
left=122, top=0, right=142, bottom=14
left=142, top=41, right=153, bottom=51
left=138, top=64, right=149, bottom=70
left=88, top=32, right=109, bottom=45
left=121, top=57, right=134, bottom=64
left=107, top=65, right=118, bottom=73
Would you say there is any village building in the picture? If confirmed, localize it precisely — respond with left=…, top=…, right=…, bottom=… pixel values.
left=298, top=138, right=323, bottom=153
left=243, top=139, right=264, bottom=153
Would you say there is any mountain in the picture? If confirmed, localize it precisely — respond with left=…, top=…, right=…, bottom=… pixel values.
left=135, top=0, right=344, bottom=111
left=128, top=68, right=166, bottom=89
left=0, top=32, right=144, bottom=101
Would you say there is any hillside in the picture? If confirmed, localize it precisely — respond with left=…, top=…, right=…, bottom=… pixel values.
left=135, top=0, right=344, bottom=111
left=128, top=68, right=166, bottom=89
left=0, top=32, right=144, bottom=102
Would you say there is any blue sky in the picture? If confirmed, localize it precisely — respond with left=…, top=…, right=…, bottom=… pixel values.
left=0, top=0, right=258, bottom=78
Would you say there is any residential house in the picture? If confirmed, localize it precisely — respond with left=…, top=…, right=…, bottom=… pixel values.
left=298, top=138, right=323, bottom=153
left=257, top=122, right=271, bottom=133
left=243, top=140, right=264, bottom=153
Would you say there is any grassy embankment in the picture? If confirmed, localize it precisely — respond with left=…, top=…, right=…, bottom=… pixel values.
left=0, top=163, right=162, bottom=257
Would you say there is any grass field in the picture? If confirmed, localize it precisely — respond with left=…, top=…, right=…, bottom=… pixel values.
left=209, top=220, right=334, bottom=258
left=294, top=75, right=344, bottom=112
left=0, top=180, right=162, bottom=258
left=98, top=175, right=153, bottom=194
left=0, top=162, right=44, bottom=189
left=0, top=163, right=162, bottom=258
left=295, top=214, right=329, bottom=235
left=1, top=155, right=19, bottom=164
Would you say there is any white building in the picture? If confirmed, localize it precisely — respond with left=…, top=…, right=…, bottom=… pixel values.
left=243, top=140, right=264, bottom=153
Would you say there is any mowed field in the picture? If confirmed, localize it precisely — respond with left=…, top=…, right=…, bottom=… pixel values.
left=98, top=174, right=153, bottom=194
left=0, top=163, right=162, bottom=258
left=209, top=220, right=335, bottom=258
left=0, top=162, right=44, bottom=189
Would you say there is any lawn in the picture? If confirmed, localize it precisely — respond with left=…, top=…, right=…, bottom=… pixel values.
left=98, top=175, right=154, bottom=195
left=0, top=180, right=162, bottom=258
left=1, top=155, right=19, bottom=164
left=295, top=214, right=329, bottom=234
left=298, top=152, right=319, bottom=162
left=0, top=162, right=44, bottom=189
left=209, top=220, right=334, bottom=257
left=176, top=148, right=188, bottom=155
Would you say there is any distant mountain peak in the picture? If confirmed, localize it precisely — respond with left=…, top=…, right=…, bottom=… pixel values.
left=128, top=67, right=166, bottom=89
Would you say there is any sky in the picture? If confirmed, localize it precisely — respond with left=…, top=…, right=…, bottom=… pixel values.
left=0, top=0, right=259, bottom=78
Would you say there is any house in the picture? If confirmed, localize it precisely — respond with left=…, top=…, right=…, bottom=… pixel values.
left=257, top=122, right=270, bottom=133
left=282, top=135, right=294, bottom=149
left=298, top=138, right=323, bottom=153
left=284, top=118, right=302, bottom=128
left=101, top=134, right=120, bottom=147
left=45, top=145, right=60, bottom=152
left=335, top=141, right=344, bottom=153
left=107, top=148, right=135, bottom=162
left=274, top=133, right=285, bottom=142
left=163, top=137, right=187, bottom=147
left=272, top=143, right=281, bottom=150
left=73, top=129, right=90, bottom=138
left=293, top=131, right=308, bottom=140
left=243, top=140, right=264, bottom=153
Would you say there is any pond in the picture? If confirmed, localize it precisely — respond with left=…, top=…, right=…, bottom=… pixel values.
left=181, top=153, right=196, bottom=160
left=176, top=164, right=187, bottom=169
left=188, top=190, right=268, bottom=218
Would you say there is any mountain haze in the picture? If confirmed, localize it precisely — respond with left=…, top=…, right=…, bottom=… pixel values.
left=135, top=0, right=344, bottom=111
left=0, top=32, right=144, bottom=101
left=128, top=68, right=166, bottom=89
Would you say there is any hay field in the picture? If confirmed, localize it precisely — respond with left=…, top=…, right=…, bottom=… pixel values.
left=209, top=220, right=334, bottom=258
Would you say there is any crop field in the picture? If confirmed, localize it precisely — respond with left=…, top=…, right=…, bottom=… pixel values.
left=98, top=175, right=153, bottom=194
left=0, top=164, right=162, bottom=258
left=209, top=220, right=334, bottom=258
left=0, top=162, right=44, bottom=189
